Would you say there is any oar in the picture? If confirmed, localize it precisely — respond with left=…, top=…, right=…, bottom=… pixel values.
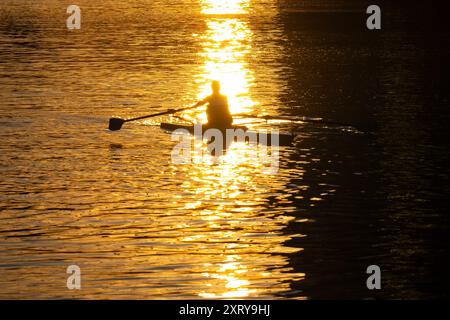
left=234, top=113, right=357, bottom=129
left=108, top=105, right=201, bottom=131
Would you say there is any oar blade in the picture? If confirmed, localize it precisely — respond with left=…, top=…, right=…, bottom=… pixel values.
left=109, top=118, right=125, bottom=131
left=108, top=104, right=203, bottom=131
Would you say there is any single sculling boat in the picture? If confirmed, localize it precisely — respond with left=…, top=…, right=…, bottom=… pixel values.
left=160, top=122, right=295, bottom=146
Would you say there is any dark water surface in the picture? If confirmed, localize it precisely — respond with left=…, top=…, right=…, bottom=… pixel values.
left=1, top=0, right=449, bottom=299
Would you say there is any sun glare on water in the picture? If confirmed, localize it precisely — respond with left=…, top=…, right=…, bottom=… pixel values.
left=201, top=0, right=250, bottom=15
left=188, top=0, right=255, bottom=123
left=173, top=0, right=304, bottom=299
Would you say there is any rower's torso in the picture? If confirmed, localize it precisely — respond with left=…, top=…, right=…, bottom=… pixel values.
left=205, top=94, right=232, bottom=127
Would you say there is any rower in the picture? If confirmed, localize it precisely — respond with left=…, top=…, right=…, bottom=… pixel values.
left=194, top=81, right=233, bottom=128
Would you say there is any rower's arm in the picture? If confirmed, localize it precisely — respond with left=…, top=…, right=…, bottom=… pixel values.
left=194, top=97, right=208, bottom=107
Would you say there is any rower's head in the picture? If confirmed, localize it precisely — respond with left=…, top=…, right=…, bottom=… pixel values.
left=211, top=80, right=221, bottom=94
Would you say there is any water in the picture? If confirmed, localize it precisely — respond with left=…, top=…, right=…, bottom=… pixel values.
left=1, top=0, right=449, bottom=299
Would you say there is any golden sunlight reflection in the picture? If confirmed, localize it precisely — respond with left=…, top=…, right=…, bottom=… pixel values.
left=170, top=0, right=305, bottom=299
left=201, top=0, right=250, bottom=15
left=199, top=255, right=256, bottom=298
left=187, top=0, right=255, bottom=123
left=173, top=140, right=304, bottom=298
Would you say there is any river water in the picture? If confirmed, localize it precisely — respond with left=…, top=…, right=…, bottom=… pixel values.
left=0, top=0, right=449, bottom=299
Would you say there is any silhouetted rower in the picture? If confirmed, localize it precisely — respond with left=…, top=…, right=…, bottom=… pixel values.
left=194, top=81, right=233, bottom=128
